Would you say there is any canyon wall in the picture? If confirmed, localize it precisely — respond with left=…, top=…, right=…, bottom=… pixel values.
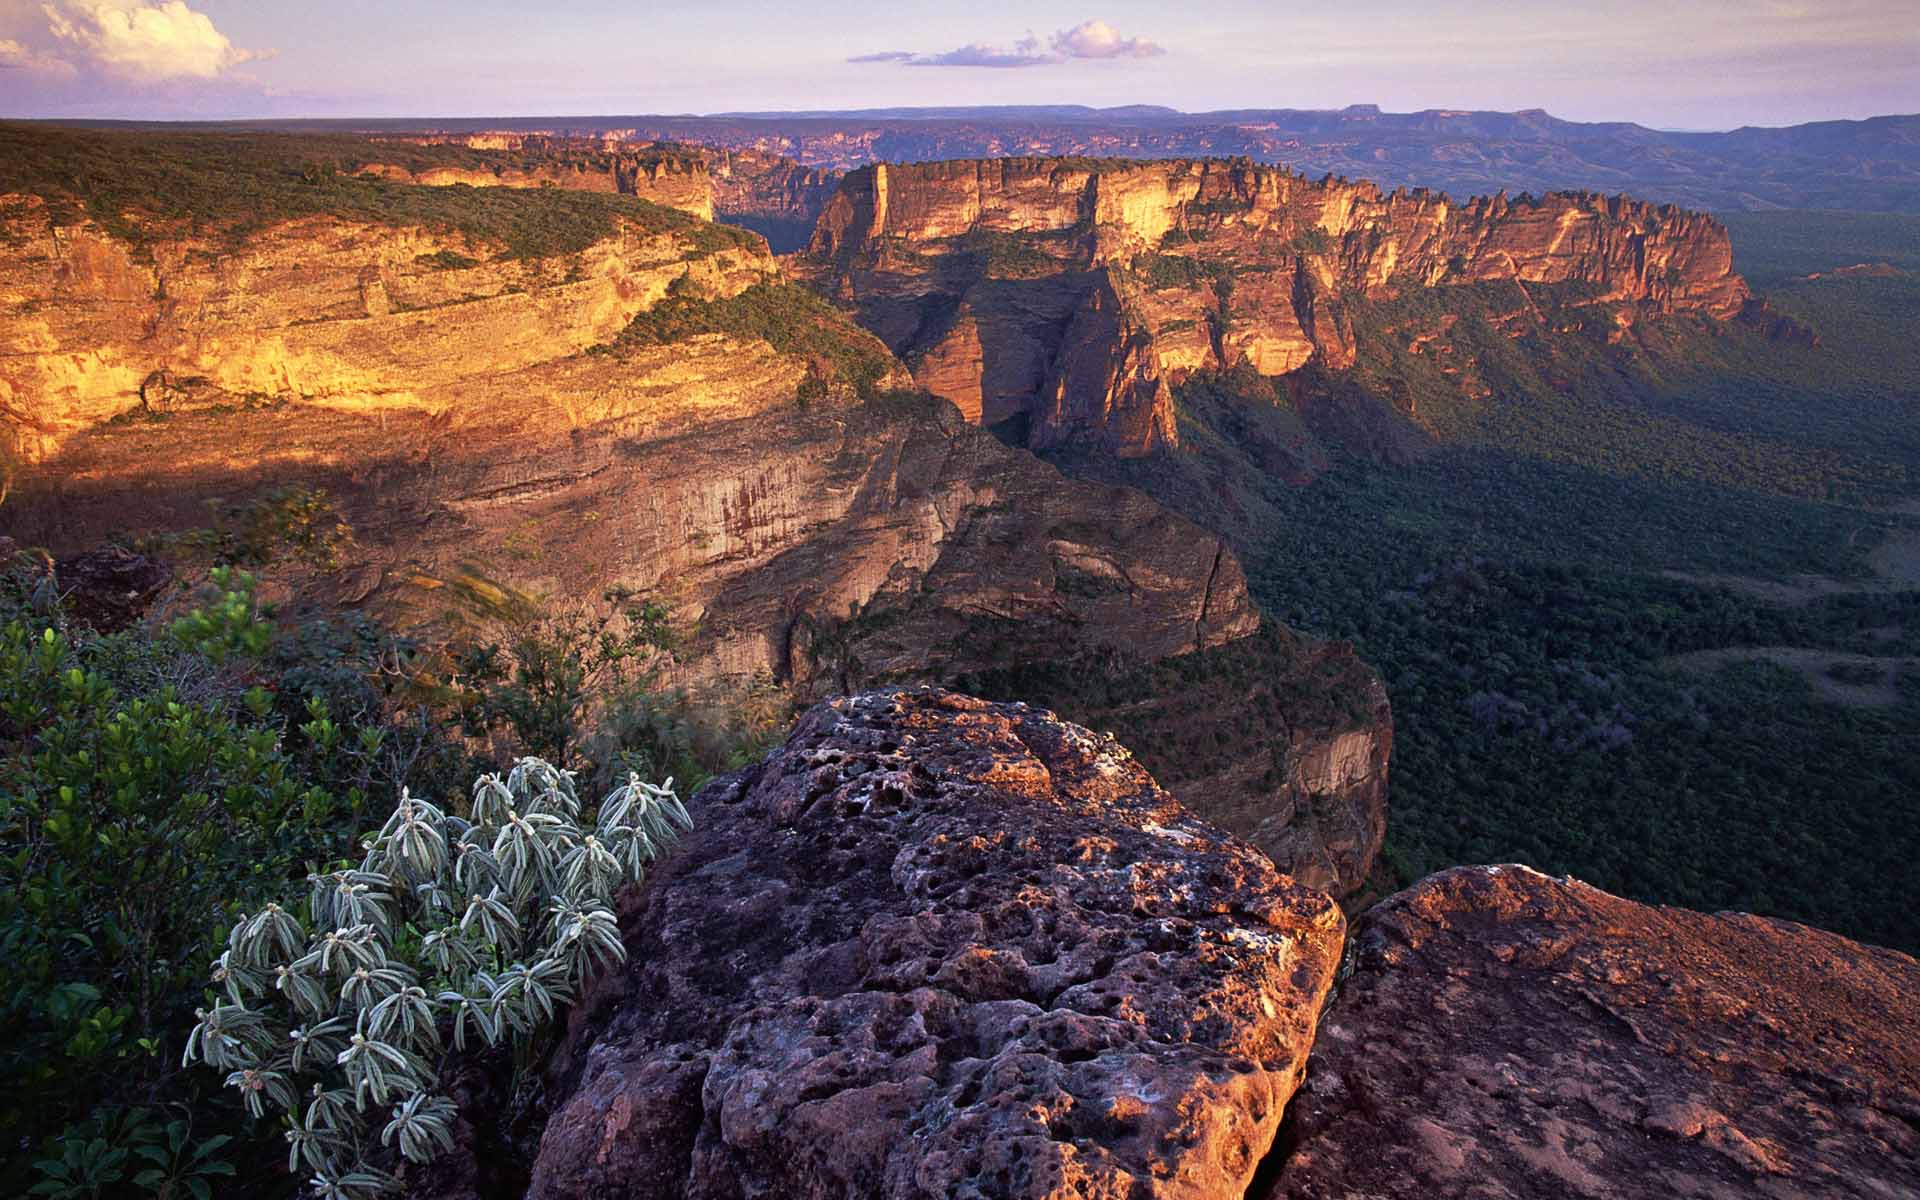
left=706, top=148, right=843, bottom=252
left=799, top=158, right=1753, bottom=455
left=362, top=137, right=716, bottom=219
left=2, top=177, right=1388, bottom=896
left=0, top=192, right=764, bottom=459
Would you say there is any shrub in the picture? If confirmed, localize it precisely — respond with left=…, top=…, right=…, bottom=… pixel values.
left=0, top=616, right=361, bottom=1194
left=183, top=760, right=689, bottom=1198
left=609, top=282, right=894, bottom=397
left=0, top=559, right=443, bottom=1197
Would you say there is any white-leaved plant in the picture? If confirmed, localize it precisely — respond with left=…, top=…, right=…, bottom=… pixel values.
left=184, top=759, right=690, bottom=1199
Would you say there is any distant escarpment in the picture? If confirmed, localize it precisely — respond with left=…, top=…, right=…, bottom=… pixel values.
left=361, top=136, right=717, bottom=220
left=796, top=158, right=1755, bottom=456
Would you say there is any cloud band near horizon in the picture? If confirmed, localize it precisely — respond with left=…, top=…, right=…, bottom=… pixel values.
left=852, top=19, right=1165, bottom=68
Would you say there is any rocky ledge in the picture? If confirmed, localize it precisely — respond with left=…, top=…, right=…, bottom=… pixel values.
left=521, top=689, right=1347, bottom=1199
left=1268, top=865, right=1920, bottom=1199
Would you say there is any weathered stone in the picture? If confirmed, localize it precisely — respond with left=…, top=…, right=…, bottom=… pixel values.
left=526, top=689, right=1346, bottom=1200
left=359, top=137, right=717, bottom=220
left=1267, top=865, right=1920, bottom=1200
left=800, top=158, right=1752, bottom=456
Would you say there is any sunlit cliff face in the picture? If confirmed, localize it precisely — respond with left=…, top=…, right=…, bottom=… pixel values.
left=798, top=157, right=1750, bottom=456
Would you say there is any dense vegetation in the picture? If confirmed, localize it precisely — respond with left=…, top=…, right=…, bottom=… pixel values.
left=0, top=124, right=752, bottom=259
left=1048, top=211, right=1920, bottom=952
left=0, top=507, right=785, bottom=1198
left=606, top=279, right=896, bottom=396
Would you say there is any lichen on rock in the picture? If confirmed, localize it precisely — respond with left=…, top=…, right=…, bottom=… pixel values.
left=520, top=688, right=1347, bottom=1200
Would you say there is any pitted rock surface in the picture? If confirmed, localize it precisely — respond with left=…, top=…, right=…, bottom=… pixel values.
left=1268, top=865, right=1920, bottom=1200
left=527, top=689, right=1346, bottom=1199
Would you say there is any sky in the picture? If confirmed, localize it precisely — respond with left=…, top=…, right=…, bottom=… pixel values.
left=0, top=1, right=1916, bottom=129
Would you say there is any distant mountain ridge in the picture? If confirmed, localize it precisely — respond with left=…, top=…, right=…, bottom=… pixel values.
left=102, top=104, right=1920, bottom=213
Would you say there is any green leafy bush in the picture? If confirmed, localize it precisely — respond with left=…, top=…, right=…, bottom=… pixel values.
left=183, top=759, right=688, bottom=1198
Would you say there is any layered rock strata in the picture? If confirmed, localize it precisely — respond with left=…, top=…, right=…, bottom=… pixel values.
left=0, top=193, right=765, bottom=459
left=799, top=158, right=1752, bottom=454
left=362, top=138, right=716, bottom=219
left=1, top=173, right=1384, bottom=899
left=1269, top=865, right=1920, bottom=1198
left=523, top=689, right=1348, bottom=1200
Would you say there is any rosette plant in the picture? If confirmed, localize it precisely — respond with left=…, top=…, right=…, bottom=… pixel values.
left=184, top=759, right=690, bottom=1198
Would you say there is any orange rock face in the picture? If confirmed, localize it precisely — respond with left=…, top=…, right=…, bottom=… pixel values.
left=361, top=137, right=717, bottom=220
left=0, top=193, right=768, bottom=461
left=800, top=158, right=1752, bottom=455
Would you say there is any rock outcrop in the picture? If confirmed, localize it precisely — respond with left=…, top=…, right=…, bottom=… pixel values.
left=523, top=689, right=1347, bottom=1200
left=0, top=192, right=767, bottom=460
left=362, top=137, right=717, bottom=220
left=1269, top=865, right=1920, bottom=1199
left=798, top=158, right=1752, bottom=455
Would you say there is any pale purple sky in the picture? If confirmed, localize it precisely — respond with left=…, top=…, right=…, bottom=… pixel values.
left=1, top=1, right=1915, bottom=129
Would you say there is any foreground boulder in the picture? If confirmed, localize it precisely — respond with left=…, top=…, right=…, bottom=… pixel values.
left=1268, top=865, right=1920, bottom=1199
left=528, top=689, right=1346, bottom=1199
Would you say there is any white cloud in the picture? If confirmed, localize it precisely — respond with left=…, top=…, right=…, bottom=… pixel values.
left=1051, top=20, right=1163, bottom=61
left=43, top=1, right=269, bottom=81
left=852, top=19, right=1165, bottom=69
left=0, top=37, right=77, bottom=75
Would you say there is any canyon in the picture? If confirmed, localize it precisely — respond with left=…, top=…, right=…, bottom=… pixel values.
left=795, top=157, right=1756, bottom=456
left=281, top=106, right=1920, bottom=214
left=3, top=119, right=1918, bottom=1200
left=0, top=131, right=1387, bottom=895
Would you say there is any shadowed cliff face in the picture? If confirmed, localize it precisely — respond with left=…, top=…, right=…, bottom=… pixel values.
left=797, top=158, right=1752, bottom=456
left=708, top=149, right=844, bottom=253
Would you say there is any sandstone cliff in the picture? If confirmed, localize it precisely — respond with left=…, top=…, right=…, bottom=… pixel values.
left=361, top=138, right=717, bottom=221
left=0, top=191, right=765, bottom=460
left=510, top=689, right=1347, bottom=1200
left=1, top=142, right=1390, bottom=902
left=798, top=158, right=1752, bottom=454
left=1270, top=865, right=1920, bottom=1198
